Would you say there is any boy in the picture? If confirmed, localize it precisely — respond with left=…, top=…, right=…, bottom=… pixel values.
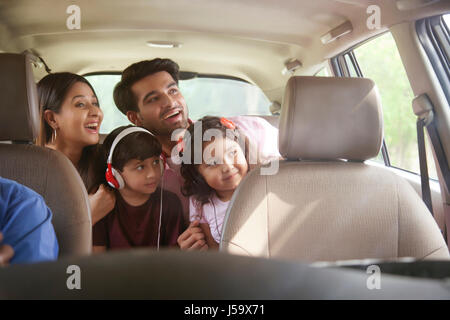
left=93, top=125, right=183, bottom=252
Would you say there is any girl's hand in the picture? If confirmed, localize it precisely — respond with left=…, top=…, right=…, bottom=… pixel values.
left=177, top=220, right=209, bottom=251
left=199, top=223, right=219, bottom=250
left=89, top=185, right=116, bottom=226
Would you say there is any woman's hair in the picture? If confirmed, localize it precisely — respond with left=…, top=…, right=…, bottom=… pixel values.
left=180, top=116, right=249, bottom=207
left=36, top=72, right=100, bottom=192
left=101, top=125, right=162, bottom=182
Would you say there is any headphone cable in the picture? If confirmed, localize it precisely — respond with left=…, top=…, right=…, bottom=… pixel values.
left=157, top=171, right=164, bottom=251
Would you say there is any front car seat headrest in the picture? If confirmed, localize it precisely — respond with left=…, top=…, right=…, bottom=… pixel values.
left=279, top=76, right=383, bottom=161
left=0, top=53, right=40, bottom=142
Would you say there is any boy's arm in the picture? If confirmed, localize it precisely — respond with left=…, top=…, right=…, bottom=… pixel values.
left=92, top=215, right=109, bottom=251
left=92, top=246, right=106, bottom=253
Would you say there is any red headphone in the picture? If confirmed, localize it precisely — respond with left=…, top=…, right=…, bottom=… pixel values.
left=105, top=126, right=165, bottom=189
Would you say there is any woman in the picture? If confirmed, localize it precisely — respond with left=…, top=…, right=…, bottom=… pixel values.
left=37, top=72, right=115, bottom=226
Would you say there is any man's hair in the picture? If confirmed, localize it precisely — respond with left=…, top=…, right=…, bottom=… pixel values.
left=113, top=58, right=180, bottom=115
left=102, top=125, right=162, bottom=172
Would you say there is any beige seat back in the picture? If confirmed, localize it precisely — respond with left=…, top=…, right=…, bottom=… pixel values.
left=0, top=53, right=92, bottom=257
left=221, top=76, right=449, bottom=262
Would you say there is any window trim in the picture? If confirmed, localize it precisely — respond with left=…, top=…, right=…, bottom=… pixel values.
left=336, top=28, right=446, bottom=182
left=83, top=71, right=251, bottom=84
left=416, top=15, right=450, bottom=191
left=416, top=15, right=450, bottom=104
left=83, top=71, right=273, bottom=130
left=331, top=32, right=391, bottom=168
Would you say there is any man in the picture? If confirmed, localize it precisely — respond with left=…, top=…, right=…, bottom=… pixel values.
left=0, top=177, right=59, bottom=264
left=113, top=58, right=280, bottom=250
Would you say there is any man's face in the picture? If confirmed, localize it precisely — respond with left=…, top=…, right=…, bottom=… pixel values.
left=129, top=71, right=189, bottom=136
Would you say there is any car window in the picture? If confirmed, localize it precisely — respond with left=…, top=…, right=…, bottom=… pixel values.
left=344, top=54, right=358, bottom=77
left=315, top=65, right=332, bottom=77
left=352, top=32, right=438, bottom=179
left=85, top=74, right=272, bottom=134
left=86, top=74, right=125, bottom=135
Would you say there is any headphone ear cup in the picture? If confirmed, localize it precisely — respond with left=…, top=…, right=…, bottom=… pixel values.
left=106, top=166, right=119, bottom=189
left=111, top=167, right=125, bottom=189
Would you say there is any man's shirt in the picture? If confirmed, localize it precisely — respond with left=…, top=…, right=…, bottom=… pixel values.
left=0, top=177, right=59, bottom=264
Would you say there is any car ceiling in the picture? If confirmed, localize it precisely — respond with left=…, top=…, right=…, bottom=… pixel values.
left=0, top=0, right=448, bottom=103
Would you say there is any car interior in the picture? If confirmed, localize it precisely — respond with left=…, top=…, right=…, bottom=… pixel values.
left=0, top=0, right=450, bottom=299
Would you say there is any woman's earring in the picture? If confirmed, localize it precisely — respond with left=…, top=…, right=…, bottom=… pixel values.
left=52, top=128, right=57, bottom=143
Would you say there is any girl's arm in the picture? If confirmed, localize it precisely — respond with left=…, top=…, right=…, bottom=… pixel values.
left=199, top=223, right=219, bottom=250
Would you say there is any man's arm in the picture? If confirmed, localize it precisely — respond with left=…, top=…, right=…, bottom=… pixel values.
left=1, top=184, right=58, bottom=264
left=229, top=116, right=281, bottom=165
left=0, top=232, right=14, bottom=266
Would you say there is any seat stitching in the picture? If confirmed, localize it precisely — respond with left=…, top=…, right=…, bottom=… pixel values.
left=225, top=241, right=252, bottom=256
left=419, top=246, right=449, bottom=260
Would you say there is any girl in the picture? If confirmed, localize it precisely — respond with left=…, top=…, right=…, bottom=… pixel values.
left=180, top=116, right=249, bottom=249
left=37, top=72, right=115, bottom=226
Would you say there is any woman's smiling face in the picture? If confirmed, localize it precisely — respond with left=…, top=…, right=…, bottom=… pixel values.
left=51, top=81, right=103, bottom=148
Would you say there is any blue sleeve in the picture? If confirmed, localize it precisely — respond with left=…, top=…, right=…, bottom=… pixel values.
left=0, top=180, right=59, bottom=264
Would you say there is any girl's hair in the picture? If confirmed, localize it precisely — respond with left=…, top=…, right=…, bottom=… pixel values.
left=180, top=116, right=249, bottom=207
left=36, top=72, right=100, bottom=192
left=100, top=125, right=162, bottom=183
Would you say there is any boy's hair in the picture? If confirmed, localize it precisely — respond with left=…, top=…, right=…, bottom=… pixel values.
left=180, top=116, right=249, bottom=207
left=102, top=125, right=162, bottom=173
left=113, top=58, right=180, bottom=115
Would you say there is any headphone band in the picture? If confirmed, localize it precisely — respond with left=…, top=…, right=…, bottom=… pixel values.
left=107, top=126, right=155, bottom=164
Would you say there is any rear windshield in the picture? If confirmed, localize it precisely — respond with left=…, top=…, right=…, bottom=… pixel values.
left=85, top=74, right=272, bottom=134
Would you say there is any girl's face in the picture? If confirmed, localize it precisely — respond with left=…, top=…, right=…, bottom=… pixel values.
left=47, top=82, right=103, bottom=148
left=198, top=137, right=248, bottom=200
